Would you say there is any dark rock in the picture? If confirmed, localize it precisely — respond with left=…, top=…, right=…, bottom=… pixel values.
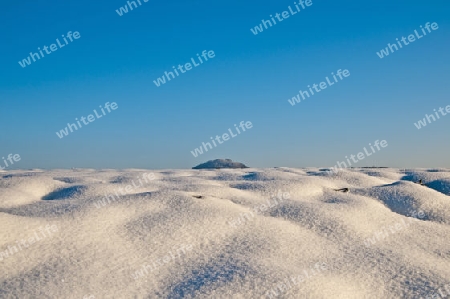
left=192, top=159, right=249, bottom=170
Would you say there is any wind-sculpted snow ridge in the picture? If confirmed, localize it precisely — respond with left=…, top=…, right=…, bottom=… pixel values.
left=0, top=168, right=449, bottom=298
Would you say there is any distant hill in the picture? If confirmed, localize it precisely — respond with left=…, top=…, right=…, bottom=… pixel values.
left=192, top=159, right=249, bottom=169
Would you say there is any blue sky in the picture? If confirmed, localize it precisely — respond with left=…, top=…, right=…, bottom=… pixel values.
left=1, top=0, right=449, bottom=169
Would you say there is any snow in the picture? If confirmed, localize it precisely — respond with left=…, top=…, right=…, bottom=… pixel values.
left=0, top=168, right=449, bottom=298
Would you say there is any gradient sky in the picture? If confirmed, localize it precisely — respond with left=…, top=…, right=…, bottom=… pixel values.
left=1, top=0, right=449, bottom=169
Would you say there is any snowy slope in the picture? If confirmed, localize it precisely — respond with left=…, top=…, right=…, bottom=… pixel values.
left=0, top=168, right=449, bottom=299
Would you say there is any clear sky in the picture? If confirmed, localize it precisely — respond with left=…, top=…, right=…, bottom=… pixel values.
left=1, top=0, right=449, bottom=169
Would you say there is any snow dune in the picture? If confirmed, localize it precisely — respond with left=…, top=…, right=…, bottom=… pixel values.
left=0, top=168, right=449, bottom=298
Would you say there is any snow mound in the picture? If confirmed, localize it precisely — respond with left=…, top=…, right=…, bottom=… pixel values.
left=426, top=179, right=450, bottom=196
left=41, top=185, right=87, bottom=200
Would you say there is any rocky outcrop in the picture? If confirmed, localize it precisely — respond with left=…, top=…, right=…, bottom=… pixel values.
left=192, top=159, right=248, bottom=169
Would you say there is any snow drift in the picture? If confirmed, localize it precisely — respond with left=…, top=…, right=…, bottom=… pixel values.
left=0, top=168, right=449, bottom=298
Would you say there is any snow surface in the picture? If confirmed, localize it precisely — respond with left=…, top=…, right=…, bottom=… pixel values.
left=0, top=168, right=449, bottom=299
